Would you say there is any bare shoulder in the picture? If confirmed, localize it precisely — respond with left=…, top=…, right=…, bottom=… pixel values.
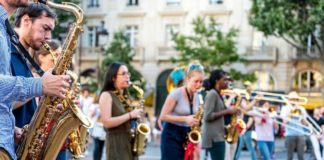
left=100, top=91, right=112, bottom=101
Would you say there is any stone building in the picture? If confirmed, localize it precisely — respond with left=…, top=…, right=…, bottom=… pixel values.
left=77, top=0, right=323, bottom=113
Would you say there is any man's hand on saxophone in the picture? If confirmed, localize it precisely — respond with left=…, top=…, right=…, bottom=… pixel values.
left=41, top=69, right=71, bottom=99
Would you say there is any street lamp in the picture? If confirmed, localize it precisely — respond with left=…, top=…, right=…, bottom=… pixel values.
left=96, top=20, right=109, bottom=48
left=95, top=20, right=109, bottom=87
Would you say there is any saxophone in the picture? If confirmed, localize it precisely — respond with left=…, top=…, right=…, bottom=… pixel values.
left=187, top=89, right=204, bottom=144
left=183, top=89, right=203, bottom=160
left=224, top=96, right=246, bottom=144
left=43, top=42, right=89, bottom=159
left=16, top=1, right=93, bottom=159
left=130, top=83, right=151, bottom=156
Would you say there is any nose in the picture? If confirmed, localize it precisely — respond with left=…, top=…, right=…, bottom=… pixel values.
left=44, top=31, right=52, bottom=41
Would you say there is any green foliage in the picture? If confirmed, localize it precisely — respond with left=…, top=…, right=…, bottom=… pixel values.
left=171, top=17, right=254, bottom=81
left=249, top=0, right=324, bottom=53
left=52, top=0, right=80, bottom=41
left=101, top=31, right=146, bottom=97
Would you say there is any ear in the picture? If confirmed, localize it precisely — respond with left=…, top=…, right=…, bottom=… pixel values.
left=21, top=15, right=31, bottom=26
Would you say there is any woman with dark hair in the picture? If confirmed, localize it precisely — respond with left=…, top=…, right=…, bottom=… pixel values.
left=201, top=69, right=239, bottom=160
left=99, top=62, right=143, bottom=160
left=160, top=63, right=205, bottom=160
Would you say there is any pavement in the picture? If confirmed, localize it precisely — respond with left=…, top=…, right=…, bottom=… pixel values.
left=82, top=138, right=315, bottom=160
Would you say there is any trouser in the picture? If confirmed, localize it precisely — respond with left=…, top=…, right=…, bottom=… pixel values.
left=93, top=138, right=105, bottom=160
left=234, top=131, right=257, bottom=160
left=207, top=141, right=225, bottom=160
left=225, top=141, right=237, bottom=160
left=286, top=136, right=306, bottom=160
left=257, top=141, right=274, bottom=160
left=0, top=148, right=11, bottom=160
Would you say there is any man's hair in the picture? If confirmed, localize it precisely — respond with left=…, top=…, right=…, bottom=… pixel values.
left=14, top=3, right=57, bottom=27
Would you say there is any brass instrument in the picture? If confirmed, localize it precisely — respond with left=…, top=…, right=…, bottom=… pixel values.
left=16, top=1, right=93, bottom=159
left=225, top=96, right=246, bottom=144
left=43, top=39, right=89, bottom=158
left=222, top=89, right=308, bottom=105
left=130, top=83, right=151, bottom=156
left=43, top=42, right=57, bottom=64
left=249, top=107, right=313, bottom=135
left=187, top=89, right=204, bottom=144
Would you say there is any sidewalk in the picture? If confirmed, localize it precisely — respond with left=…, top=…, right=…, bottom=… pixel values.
left=84, top=138, right=313, bottom=160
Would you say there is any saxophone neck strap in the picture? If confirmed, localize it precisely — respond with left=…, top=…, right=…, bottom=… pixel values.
left=5, top=19, right=44, bottom=76
left=185, top=87, right=193, bottom=115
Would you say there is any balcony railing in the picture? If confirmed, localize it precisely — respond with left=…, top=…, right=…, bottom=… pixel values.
left=291, top=47, right=321, bottom=60
left=158, top=47, right=179, bottom=61
left=79, top=47, right=102, bottom=61
left=244, top=46, right=278, bottom=61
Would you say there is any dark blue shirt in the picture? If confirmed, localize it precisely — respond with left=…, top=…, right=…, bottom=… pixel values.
left=10, top=45, right=37, bottom=128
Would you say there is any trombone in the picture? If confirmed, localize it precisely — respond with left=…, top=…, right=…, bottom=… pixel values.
left=221, top=89, right=308, bottom=105
left=223, top=88, right=321, bottom=135
left=247, top=107, right=313, bottom=136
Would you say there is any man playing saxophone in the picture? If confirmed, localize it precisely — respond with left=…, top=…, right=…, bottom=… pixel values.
left=0, top=1, right=70, bottom=160
left=9, top=4, right=73, bottom=160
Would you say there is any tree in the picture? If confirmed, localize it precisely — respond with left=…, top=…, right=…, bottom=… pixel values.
left=171, top=17, right=255, bottom=81
left=249, top=0, right=324, bottom=60
left=101, top=31, right=146, bottom=96
left=51, top=0, right=80, bottom=41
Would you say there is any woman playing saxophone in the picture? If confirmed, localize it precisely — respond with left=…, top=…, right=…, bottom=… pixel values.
left=99, top=62, right=143, bottom=160
left=160, top=62, right=204, bottom=160
left=201, top=70, right=240, bottom=160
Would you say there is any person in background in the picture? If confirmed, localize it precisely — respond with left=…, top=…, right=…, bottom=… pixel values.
left=160, top=63, right=204, bottom=160
left=90, top=95, right=106, bottom=160
left=254, top=101, right=278, bottom=160
left=234, top=81, right=258, bottom=160
left=80, top=87, right=94, bottom=117
left=309, top=107, right=324, bottom=160
left=280, top=91, right=308, bottom=160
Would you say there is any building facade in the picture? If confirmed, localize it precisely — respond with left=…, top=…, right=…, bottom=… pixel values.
left=78, top=0, right=323, bottom=113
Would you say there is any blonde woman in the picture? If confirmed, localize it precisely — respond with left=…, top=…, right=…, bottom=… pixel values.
left=160, top=63, right=204, bottom=160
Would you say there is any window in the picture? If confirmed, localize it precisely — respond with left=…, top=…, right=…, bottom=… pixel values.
left=252, top=71, right=275, bottom=91
left=209, top=0, right=223, bottom=4
left=127, top=0, right=138, bottom=6
left=252, top=31, right=266, bottom=49
left=165, top=24, right=179, bottom=47
left=88, top=0, right=99, bottom=8
left=166, top=0, right=180, bottom=6
left=87, top=26, right=100, bottom=47
left=125, top=25, right=139, bottom=47
left=293, top=70, right=323, bottom=92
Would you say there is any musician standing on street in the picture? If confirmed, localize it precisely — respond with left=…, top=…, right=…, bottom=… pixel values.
left=99, top=62, right=143, bottom=160
left=11, top=2, right=56, bottom=130
left=201, top=69, right=240, bottom=160
left=160, top=63, right=204, bottom=160
left=280, top=91, right=307, bottom=160
left=0, top=0, right=70, bottom=159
